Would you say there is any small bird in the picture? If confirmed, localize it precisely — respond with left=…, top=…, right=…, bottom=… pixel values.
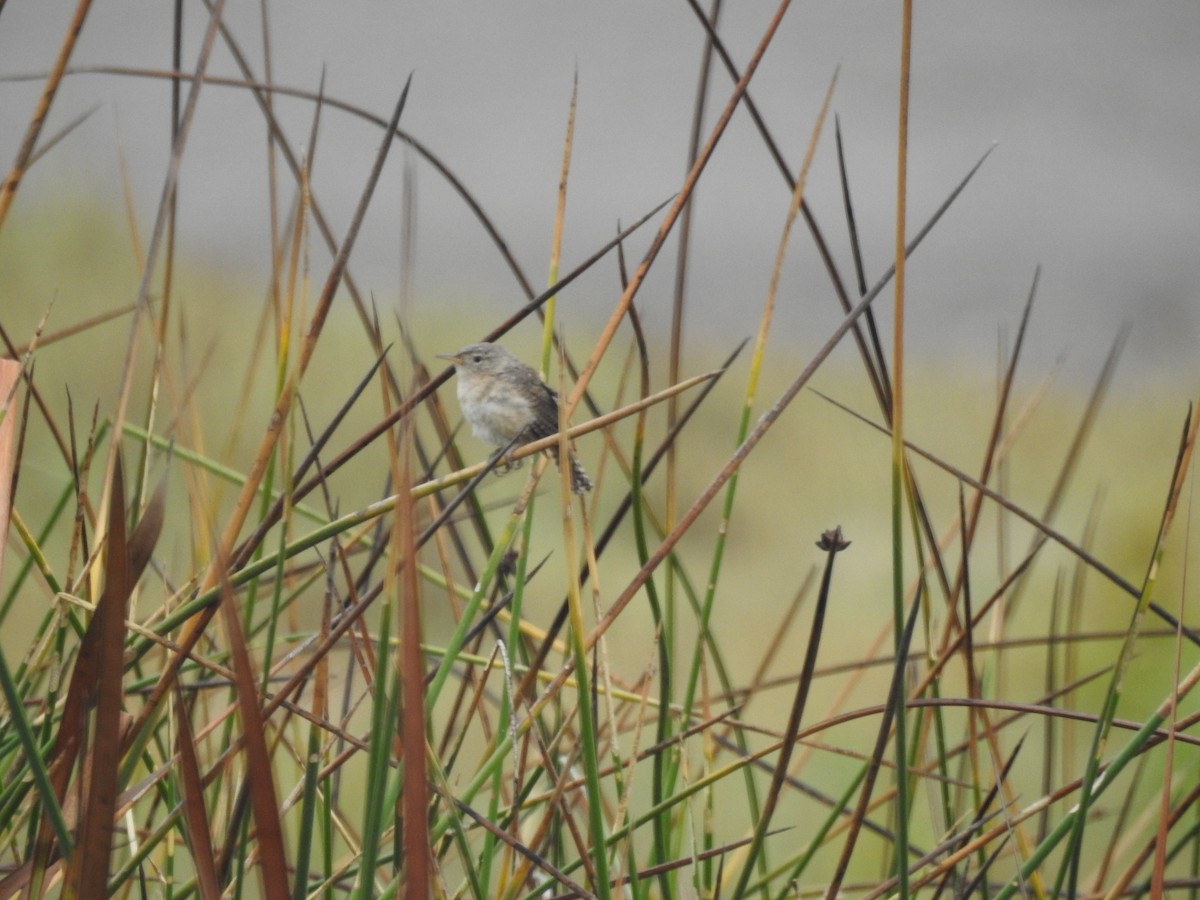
left=437, top=342, right=593, bottom=494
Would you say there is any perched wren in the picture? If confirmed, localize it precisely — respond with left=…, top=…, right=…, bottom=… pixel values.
left=437, top=342, right=593, bottom=494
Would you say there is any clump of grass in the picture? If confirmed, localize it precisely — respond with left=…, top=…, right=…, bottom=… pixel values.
left=1, top=5, right=1198, bottom=899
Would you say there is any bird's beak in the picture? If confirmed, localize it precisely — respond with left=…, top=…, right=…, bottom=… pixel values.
left=436, top=353, right=460, bottom=364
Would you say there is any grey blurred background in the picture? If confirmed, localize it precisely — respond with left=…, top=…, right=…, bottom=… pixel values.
left=2, top=1, right=1198, bottom=387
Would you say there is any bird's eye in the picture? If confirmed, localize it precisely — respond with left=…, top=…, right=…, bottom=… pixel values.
left=472, top=354, right=482, bottom=363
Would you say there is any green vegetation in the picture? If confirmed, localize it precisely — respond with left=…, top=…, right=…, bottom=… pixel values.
left=0, top=5, right=1197, bottom=899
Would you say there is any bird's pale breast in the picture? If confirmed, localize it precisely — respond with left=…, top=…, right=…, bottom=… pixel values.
left=457, top=373, right=536, bottom=447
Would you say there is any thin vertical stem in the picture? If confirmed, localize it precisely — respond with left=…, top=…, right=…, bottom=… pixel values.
left=890, top=2, right=914, bottom=895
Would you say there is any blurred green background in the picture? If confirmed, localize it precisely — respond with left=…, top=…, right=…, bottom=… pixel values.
left=3, top=3, right=1200, bottom=892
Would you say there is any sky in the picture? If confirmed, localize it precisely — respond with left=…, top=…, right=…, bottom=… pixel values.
left=2, top=2, right=1199, bottom=388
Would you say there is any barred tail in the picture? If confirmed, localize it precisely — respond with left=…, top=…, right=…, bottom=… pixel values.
left=568, top=455, right=593, bottom=494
